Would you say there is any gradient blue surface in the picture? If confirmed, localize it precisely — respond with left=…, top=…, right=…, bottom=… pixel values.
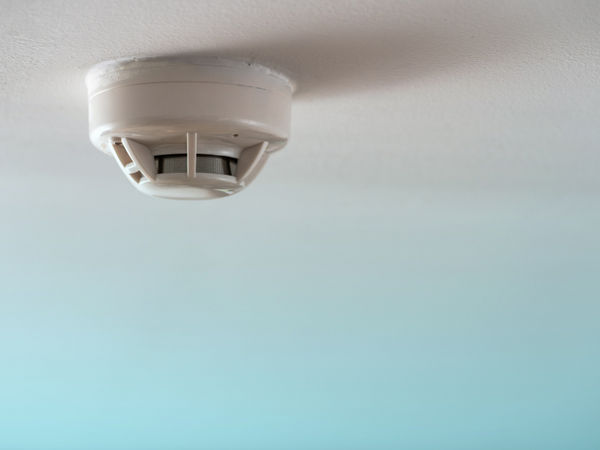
left=1, top=176, right=599, bottom=449
left=1, top=0, right=600, bottom=447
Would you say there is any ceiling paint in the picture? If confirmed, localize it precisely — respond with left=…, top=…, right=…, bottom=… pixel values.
left=0, top=1, right=599, bottom=449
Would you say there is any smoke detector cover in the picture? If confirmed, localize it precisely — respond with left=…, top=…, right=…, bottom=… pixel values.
left=86, top=57, right=294, bottom=200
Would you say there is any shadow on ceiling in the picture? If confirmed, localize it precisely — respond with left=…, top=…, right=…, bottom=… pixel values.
left=167, top=3, right=534, bottom=100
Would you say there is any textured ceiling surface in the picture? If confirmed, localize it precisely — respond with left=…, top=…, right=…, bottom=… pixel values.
left=2, top=0, right=599, bottom=191
left=0, top=1, right=599, bottom=449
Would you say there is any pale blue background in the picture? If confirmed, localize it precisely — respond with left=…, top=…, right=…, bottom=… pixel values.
left=1, top=174, right=598, bottom=449
left=1, top=1, right=600, bottom=447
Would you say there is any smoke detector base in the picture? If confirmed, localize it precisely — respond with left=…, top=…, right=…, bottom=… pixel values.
left=86, top=57, right=293, bottom=200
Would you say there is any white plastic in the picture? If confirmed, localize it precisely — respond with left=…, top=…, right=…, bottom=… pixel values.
left=85, top=57, right=294, bottom=200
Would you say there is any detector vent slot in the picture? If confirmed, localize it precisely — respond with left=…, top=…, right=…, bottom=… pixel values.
left=155, top=154, right=237, bottom=176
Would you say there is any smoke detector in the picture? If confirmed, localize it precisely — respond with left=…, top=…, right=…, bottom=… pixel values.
left=85, top=57, right=294, bottom=200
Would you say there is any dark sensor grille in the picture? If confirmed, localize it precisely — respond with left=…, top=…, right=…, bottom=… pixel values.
left=156, top=154, right=237, bottom=176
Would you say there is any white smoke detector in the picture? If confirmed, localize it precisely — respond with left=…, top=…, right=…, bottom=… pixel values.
left=85, top=57, right=294, bottom=200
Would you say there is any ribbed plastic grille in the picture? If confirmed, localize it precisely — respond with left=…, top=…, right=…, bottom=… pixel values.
left=155, top=154, right=237, bottom=176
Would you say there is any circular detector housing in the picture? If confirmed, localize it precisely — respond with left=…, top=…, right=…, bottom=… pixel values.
left=85, top=57, right=294, bottom=200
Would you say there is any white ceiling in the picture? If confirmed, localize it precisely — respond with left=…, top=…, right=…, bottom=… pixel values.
left=1, top=1, right=599, bottom=449
left=2, top=0, right=599, bottom=192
